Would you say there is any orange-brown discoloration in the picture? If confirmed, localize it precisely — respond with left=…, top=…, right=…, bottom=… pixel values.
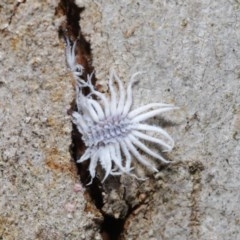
left=45, top=148, right=76, bottom=176
left=10, top=36, right=20, bottom=51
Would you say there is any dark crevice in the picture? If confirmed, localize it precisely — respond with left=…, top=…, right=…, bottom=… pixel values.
left=100, top=215, right=125, bottom=240
left=56, top=1, right=129, bottom=240
left=8, top=0, right=26, bottom=25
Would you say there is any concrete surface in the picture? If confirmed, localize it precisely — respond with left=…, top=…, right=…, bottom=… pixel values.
left=77, top=0, right=240, bottom=239
left=0, top=1, right=100, bottom=239
left=1, top=0, right=240, bottom=239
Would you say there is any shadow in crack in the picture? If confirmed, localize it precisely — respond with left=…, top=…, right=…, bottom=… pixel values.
left=56, top=1, right=126, bottom=239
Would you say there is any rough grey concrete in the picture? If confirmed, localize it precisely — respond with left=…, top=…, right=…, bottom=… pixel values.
left=1, top=0, right=240, bottom=239
left=76, top=0, right=240, bottom=239
left=0, top=1, right=101, bottom=239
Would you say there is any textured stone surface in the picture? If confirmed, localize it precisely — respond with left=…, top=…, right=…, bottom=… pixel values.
left=76, top=0, right=240, bottom=239
left=0, top=1, right=100, bottom=239
left=1, top=0, right=240, bottom=239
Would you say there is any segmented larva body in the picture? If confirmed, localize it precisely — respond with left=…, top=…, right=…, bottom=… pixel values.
left=82, top=115, right=131, bottom=147
left=65, top=38, right=177, bottom=184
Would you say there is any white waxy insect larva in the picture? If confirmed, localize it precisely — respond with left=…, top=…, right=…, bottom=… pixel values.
left=65, top=38, right=177, bottom=184
left=65, top=38, right=84, bottom=78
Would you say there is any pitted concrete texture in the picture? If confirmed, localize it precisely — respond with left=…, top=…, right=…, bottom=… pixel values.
left=1, top=0, right=240, bottom=239
left=0, top=1, right=100, bottom=239
left=76, top=0, right=240, bottom=239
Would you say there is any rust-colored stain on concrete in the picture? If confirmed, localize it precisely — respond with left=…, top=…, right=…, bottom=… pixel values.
left=45, top=147, right=76, bottom=176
